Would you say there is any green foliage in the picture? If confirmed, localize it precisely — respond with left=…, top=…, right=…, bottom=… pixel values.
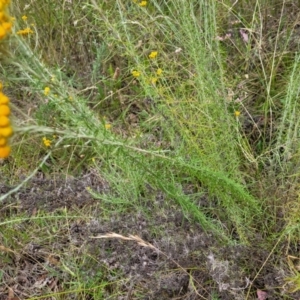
left=1, top=0, right=300, bottom=298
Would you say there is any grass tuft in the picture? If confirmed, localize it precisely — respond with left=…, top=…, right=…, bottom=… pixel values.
left=0, top=0, right=300, bottom=298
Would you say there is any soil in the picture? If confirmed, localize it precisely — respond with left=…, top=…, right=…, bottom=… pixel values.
left=0, top=170, right=299, bottom=300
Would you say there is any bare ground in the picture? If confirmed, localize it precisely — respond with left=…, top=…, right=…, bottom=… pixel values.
left=0, top=171, right=299, bottom=300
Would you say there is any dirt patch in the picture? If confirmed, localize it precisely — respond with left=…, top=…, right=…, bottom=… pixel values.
left=0, top=172, right=299, bottom=299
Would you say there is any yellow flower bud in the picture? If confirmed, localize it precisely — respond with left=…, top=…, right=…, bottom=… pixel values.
left=0, top=105, right=10, bottom=116
left=0, top=126, right=13, bottom=137
left=0, top=115, right=9, bottom=127
left=0, top=137, right=6, bottom=146
left=0, top=145, right=11, bottom=158
left=0, top=93, right=9, bottom=105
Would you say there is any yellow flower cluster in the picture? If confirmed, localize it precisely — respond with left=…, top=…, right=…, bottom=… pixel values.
left=0, top=1, right=12, bottom=158
left=0, top=1, right=13, bottom=158
left=156, top=68, right=162, bottom=75
left=0, top=82, right=12, bottom=158
left=149, top=51, right=158, bottom=59
left=139, top=1, right=147, bottom=6
left=42, top=137, right=51, bottom=147
left=0, top=0, right=12, bottom=40
left=234, top=111, right=241, bottom=117
left=131, top=70, right=141, bottom=78
left=44, top=86, right=50, bottom=96
left=133, top=0, right=147, bottom=6
left=16, top=27, right=33, bottom=35
left=132, top=65, right=163, bottom=86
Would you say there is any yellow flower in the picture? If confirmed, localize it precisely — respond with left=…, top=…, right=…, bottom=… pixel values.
left=149, top=51, right=158, bottom=59
left=0, top=115, right=9, bottom=127
left=0, top=12, right=10, bottom=22
left=156, top=68, right=163, bottom=75
left=2, top=21, right=12, bottom=31
left=105, top=123, right=111, bottom=130
left=234, top=111, right=241, bottom=117
left=21, top=15, right=27, bottom=21
left=44, top=86, right=50, bottom=96
left=0, top=21, right=11, bottom=39
left=0, top=126, right=13, bottom=138
left=0, top=2, right=12, bottom=41
left=42, top=137, right=51, bottom=147
left=150, top=77, right=158, bottom=84
left=139, top=1, right=147, bottom=6
left=0, top=137, right=6, bottom=146
left=16, top=27, right=33, bottom=35
left=0, top=26, right=5, bottom=39
left=0, top=1, right=9, bottom=11
left=0, top=105, right=10, bottom=116
left=0, top=145, right=11, bottom=158
left=0, top=92, right=9, bottom=104
left=131, top=70, right=141, bottom=78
